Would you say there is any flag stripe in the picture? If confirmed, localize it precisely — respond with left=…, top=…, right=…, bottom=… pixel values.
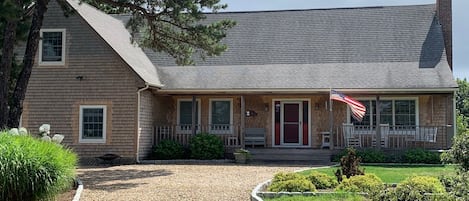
left=330, top=90, right=366, bottom=122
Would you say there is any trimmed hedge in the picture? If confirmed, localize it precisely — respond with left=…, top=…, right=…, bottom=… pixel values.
left=0, top=131, right=77, bottom=201
left=268, top=172, right=316, bottom=192
left=393, top=176, right=447, bottom=201
left=332, top=148, right=441, bottom=164
left=306, top=171, right=338, bottom=189
left=189, top=133, right=224, bottom=159
left=335, top=174, right=384, bottom=198
left=152, top=139, right=185, bottom=159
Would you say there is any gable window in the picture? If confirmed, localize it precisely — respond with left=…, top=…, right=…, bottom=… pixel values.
left=79, top=105, right=106, bottom=143
left=350, top=99, right=417, bottom=128
left=209, top=99, right=233, bottom=134
left=177, top=99, right=200, bottom=133
left=39, top=29, right=66, bottom=65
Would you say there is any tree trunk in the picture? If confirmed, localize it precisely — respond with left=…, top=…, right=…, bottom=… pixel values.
left=0, top=21, right=18, bottom=129
left=8, top=0, right=50, bottom=128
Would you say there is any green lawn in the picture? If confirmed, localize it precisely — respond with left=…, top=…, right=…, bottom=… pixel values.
left=299, top=165, right=457, bottom=183
left=264, top=193, right=365, bottom=201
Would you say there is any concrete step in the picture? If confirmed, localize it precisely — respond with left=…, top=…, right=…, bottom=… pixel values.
left=246, top=148, right=332, bottom=164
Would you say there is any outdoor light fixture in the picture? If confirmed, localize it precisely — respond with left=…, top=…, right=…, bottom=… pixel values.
left=245, top=110, right=258, bottom=117
left=264, top=103, right=269, bottom=112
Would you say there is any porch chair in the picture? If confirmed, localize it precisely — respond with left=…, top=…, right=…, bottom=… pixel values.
left=343, top=123, right=361, bottom=148
left=372, top=124, right=389, bottom=148
left=406, top=127, right=437, bottom=148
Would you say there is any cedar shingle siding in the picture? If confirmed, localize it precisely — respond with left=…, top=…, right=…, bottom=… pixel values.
left=23, top=0, right=142, bottom=162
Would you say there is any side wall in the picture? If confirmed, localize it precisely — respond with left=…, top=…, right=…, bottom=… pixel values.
left=22, top=1, right=142, bottom=162
left=138, top=90, right=155, bottom=160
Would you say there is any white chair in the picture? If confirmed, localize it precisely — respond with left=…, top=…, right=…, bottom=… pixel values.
left=343, top=123, right=361, bottom=147
left=373, top=124, right=389, bottom=148
left=406, top=126, right=437, bottom=148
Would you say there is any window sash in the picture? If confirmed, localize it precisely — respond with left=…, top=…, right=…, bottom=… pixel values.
left=179, top=101, right=198, bottom=125
left=82, top=108, right=104, bottom=139
left=351, top=99, right=416, bottom=127
left=79, top=105, right=106, bottom=143
left=211, top=101, right=231, bottom=125
left=42, top=32, right=63, bottom=61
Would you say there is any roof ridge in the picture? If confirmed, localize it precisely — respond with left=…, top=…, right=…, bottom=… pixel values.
left=203, top=3, right=436, bottom=15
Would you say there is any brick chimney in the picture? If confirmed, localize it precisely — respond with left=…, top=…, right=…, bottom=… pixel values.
left=436, top=0, right=452, bottom=69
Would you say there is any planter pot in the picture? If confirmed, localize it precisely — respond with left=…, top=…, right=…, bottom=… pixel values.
left=234, top=152, right=249, bottom=164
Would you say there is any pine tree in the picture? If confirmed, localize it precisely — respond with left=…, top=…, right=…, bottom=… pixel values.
left=0, top=0, right=236, bottom=128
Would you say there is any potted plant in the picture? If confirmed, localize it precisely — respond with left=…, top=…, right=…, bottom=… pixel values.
left=233, top=148, right=251, bottom=164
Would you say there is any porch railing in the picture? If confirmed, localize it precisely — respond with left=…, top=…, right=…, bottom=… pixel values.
left=154, top=124, right=241, bottom=147
left=332, top=125, right=453, bottom=150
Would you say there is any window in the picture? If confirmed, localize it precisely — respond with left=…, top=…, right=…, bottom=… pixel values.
left=79, top=105, right=106, bottom=143
left=350, top=99, right=417, bottom=128
left=39, top=29, right=66, bottom=65
left=209, top=99, right=233, bottom=133
left=177, top=99, right=200, bottom=133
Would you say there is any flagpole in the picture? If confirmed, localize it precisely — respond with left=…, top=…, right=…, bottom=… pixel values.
left=329, top=88, right=334, bottom=150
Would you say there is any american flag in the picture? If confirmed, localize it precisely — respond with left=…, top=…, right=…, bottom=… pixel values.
left=330, top=90, right=366, bottom=122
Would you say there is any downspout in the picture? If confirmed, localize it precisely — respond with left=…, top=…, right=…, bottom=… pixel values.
left=452, top=91, right=456, bottom=147
left=136, top=84, right=150, bottom=163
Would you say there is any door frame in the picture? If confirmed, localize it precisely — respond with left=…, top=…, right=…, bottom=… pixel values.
left=272, top=98, right=311, bottom=147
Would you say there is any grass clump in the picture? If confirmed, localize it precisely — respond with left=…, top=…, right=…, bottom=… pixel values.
left=0, top=131, right=77, bottom=201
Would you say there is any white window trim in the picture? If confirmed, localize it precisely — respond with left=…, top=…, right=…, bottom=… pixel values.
left=79, top=105, right=106, bottom=143
left=347, top=97, right=419, bottom=127
left=39, top=29, right=66, bottom=66
left=209, top=98, right=233, bottom=134
left=177, top=99, right=201, bottom=134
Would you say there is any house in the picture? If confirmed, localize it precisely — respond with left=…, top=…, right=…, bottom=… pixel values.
left=21, top=0, right=457, bottom=163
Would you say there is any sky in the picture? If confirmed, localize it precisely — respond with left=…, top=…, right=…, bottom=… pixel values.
left=219, top=0, right=468, bottom=80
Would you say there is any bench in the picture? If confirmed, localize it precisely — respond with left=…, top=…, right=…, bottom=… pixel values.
left=245, top=128, right=266, bottom=147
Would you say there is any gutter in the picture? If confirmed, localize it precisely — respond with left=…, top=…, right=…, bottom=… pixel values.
left=136, top=84, right=150, bottom=163
left=155, top=87, right=459, bottom=94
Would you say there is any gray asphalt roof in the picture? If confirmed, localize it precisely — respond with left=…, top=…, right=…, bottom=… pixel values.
left=147, top=4, right=457, bottom=91
left=67, top=0, right=162, bottom=87
left=158, top=61, right=455, bottom=91
left=73, top=1, right=456, bottom=91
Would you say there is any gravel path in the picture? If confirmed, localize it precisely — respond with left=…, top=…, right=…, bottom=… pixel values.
left=77, top=163, right=311, bottom=201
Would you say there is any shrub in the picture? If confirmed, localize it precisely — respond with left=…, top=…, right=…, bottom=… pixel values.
left=268, top=172, right=316, bottom=192
left=152, top=139, right=185, bottom=159
left=306, top=171, right=338, bottom=189
left=403, top=148, right=441, bottom=164
left=394, top=176, right=446, bottom=201
left=340, top=147, right=364, bottom=179
left=0, top=132, right=77, bottom=201
left=357, top=148, right=386, bottom=163
left=439, top=171, right=469, bottom=201
left=335, top=174, right=384, bottom=198
left=442, top=130, right=469, bottom=171
left=189, top=133, right=224, bottom=159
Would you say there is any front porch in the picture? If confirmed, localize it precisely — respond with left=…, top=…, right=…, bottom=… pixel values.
left=140, top=93, right=455, bottom=160
left=153, top=124, right=453, bottom=150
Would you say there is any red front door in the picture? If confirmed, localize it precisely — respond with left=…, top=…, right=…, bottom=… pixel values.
left=282, top=103, right=301, bottom=144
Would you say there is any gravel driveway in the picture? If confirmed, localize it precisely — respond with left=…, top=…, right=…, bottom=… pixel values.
left=77, top=163, right=311, bottom=201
